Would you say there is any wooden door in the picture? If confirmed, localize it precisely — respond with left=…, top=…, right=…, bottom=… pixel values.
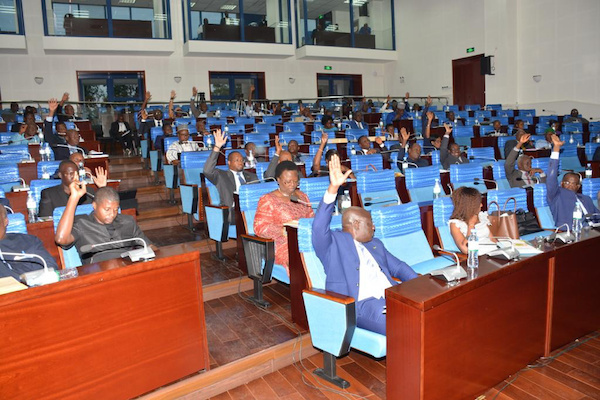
left=452, top=54, right=485, bottom=110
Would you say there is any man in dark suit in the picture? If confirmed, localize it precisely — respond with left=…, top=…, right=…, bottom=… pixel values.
left=505, top=132, right=546, bottom=187
left=440, top=124, right=469, bottom=169
left=203, top=129, right=258, bottom=223
left=38, top=160, right=106, bottom=218
left=311, top=154, right=418, bottom=335
left=109, top=112, right=133, bottom=155
left=503, top=129, right=534, bottom=159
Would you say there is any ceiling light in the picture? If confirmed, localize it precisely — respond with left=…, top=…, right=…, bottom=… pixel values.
left=190, top=2, right=196, bottom=6
left=0, top=5, right=16, bottom=14
left=119, top=0, right=136, bottom=4
left=220, top=4, right=237, bottom=10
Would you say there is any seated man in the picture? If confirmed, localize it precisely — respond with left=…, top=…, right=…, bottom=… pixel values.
left=512, top=119, right=525, bottom=135
left=52, top=129, right=87, bottom=161
left=563, top=108, right=588, bottom=124
left=166, top=124, right=201, bottom=165
left=264, top=136, right=293, bottom=180
left=154, top=124, right=174, bottom=154
left=311, top=133, right=355, bottom=179
left=109, top=112, right=133, bottom=155
left=356, top=135, right=386, bottom=155
left=55, top=185, right=155, bottom=264
left=287, top=140, right=303, bottom=163
left=312, top=154, right=418, bottom=335
left=243, top=142, right=267, bottom=166
left=505, top=133, right=546, bottom=187
left=39, top=160, right=107, bottom=218
left=445, top=111, right=464, bottom=126
left=503, top=129, right=534, bottom=159
left=44, top=98, right=68, bottom=147
left=347, top=111, right=367, bottom=130
left=440, top=124, right=469, bottom=169
left=0, top=206, right=58, bottom=279
left=546, top=135, right=598, bottom=228
left=489, top=120, right=503, bottom=135
left=535, top=129, right=554, bottom=150
left=56, top=92, right=81, bottom=122
left=190, top=87, right=209, bottom=118
left=396, top=129, right=429, bottom=170
left=203, top=129, right=258, bottom=223
left=9, top=122, right=40, bottom=145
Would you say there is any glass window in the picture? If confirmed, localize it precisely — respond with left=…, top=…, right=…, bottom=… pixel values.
left=185, top=0, right=291, bottom=44
left=43, top=0, right=171, bottom=38
left=0, top=0, right=24, bottom=35
left=296, top=0, right=393, bottom=50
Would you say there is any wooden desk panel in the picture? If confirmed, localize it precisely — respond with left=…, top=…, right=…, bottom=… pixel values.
left=549, top=230, right=600, bottom=352
left=0, top=244, right=209, bottom=400
left=387, top=254, right=550, bottom=400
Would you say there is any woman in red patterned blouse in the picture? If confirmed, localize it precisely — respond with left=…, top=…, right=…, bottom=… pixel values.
left=254, top=161, right=314, bottom=272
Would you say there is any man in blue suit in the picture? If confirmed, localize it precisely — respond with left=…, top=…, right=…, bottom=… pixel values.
left=311, top=154, right=418, bottom=335
left=547, top=135, right=598, bottom=228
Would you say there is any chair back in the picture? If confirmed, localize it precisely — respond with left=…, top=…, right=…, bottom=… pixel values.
left=299, top=176, right=330, bottom=208
left=0, top=164, right=20, bottom=192
left=278, top=132, right=304, bottom=145
left=310, top=130, right=336, bottom=143
left=433, top=197, right=460, bottom=252
left=150, top=126, right=164, bottom=144
left=238, top=181, right=279, bottom=235
left=349, top=154, right=383, bottom=172
left=7, top=213, right=27, bottom=234
left=485, top=104, right=502, bottom=111
left=53, top=204, right=95, bottom=268
left=487, top=188, right=528, bottom=212
left=254, top=162, right=271, bottom=179
left=253, top=123, right=276, bottom=134
left=452, top=126, right=474, bottom=147
left=449, top=163, right=485, bottom=192
left=518, top=109, right=536, bottom=117
left=206, top=117, right=226, bottom=127
left=497, top=136, right=513, bottom=159
left=404, top=165, right=440, bottom=203
left=243, top=132, right=271, bottom=147
left=283, top=122, right=305, bottom=133
left=0, top=133, right=12, bottom=144
left=475, top=110, right=491, bottom=119
left=491, top=161, right=511, bottom=190
left=30, top=179, right=61, bottom=208
left=530, top=157, right=552, bottom=172
left=37, top=161, right=61, bottom=179
left=467, top=147, right=496, bottom=164
left=235, top=117, right=255, bottom=125
left=559, top=133, right=583, bottom=145
left=465, top=104, right=481, bottom=111
left=356, top=170, right=399, bottom=210
left=582, top=178, right=600, bottom=209
left=345, top=129, right=368, bottom=142
left=589, top=121, right=600, bottom=133
left=498, top=109, right=514, bottom=118
left=262, top=115, right=282, bottom=125
left=559, top=145, right=582, bottom=171
left=561, top=122, right=583, bottom=134
left=163, top=136, right=179, bottom=153
left=585, top=143, right=600, bottom=161
left=180, top=151, right=211, bottom=185
left=479, top=125, right=494, bottom=136
left=443, top=105, right=459, bottom=112
left=533, top=184, right=555, bottom=229
left=225, top=124, right=246, bottom=134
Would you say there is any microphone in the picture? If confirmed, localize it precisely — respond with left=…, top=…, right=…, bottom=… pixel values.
left=290, top=194, right=313, bottom=207
left=54, top=143, right=86, bottom=153
left=515, top=176, right=540, bottom=185
left=469, top=156, right=497, bottom=162
left=446, top=183, right=453, bottom=195
left=430, top=245, right=467, bottom=283
left=14, top=177, right=28, bottom=190
left=584, top=213, right=600, bottom=228
left=1, top=251, right=57, bottom=286
left=364, top=196, right=399, bottom=207
left=399, top=160, right=419, bottom=170
left=473, top=177, right=498, bottom=189
left=4, top=206, right=14, bottom=214
left=545, top=224, right=573, bottom=244
left=243, top=177, right=276, bottom=185
left=80, top=237, right=155, bottom=262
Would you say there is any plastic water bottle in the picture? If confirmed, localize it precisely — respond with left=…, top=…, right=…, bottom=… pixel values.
left=206, top=135, right=213, bottom=149
left=42, top=166, right=50, bottom=180
left=585, top=163, right=592, bottom=179
left=26, top=192, right=37, bottom=223
left=475, top=118, right=479, bottom=125
left=58, top=267, right=79, bottom=280
left=569, top=134, right=574, bottom=144
left=224, top=125, right=229, bottom=135
left=454, top=117, right=458, bottom=126
left=338, top=190, right=351, bottom=213
left=433, top=178, right=442, bottom=199
left=349, top=111, right=353, bottom=121
left=78, top=162, right=86, bottom=182
left=350, top=145, right=356, bottom=156
left=215, top=109, right=221, bottom=118
left=247, top=149, right=255, bottom=168
left=572, top=202, right=583, bottom=240
left=595, top=135, right=600, bottom=144
left=379, top=119, right=384, bottom=131
left=467, top=230, right=479, bottom=269
left=320, top=106, right=324, bottom=115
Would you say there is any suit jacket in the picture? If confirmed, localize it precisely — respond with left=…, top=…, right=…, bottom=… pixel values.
left=139, top=119, right=163, bottom=139
left=311, top=199, right=417, bottom=303
left=505, top=147, right=546, bottom=188
left=38, top=184, right=95, bottom=218
left=547, top=157, right=598, bottom=228
left=43, top=120, right=67, bottom=147
left=203, top=150, right=258, bottom=221
left=347, top=120, right=367, bottom=130
left=440, top=135, right=469, bottom=169
left=396, top=147, right=429, bottom=169
left=109, top=121, right=131, bottom=139
left=51, top=144, right=87, bottom=161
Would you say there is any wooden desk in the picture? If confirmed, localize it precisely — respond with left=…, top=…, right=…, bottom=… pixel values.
left=0, top=243, right=209, bottom=399
left=387, top=253, right=551, bottom=400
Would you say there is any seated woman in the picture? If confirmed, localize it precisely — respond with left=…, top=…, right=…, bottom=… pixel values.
left=449, top=186, right=496, bottom=254
left=254, top=161, right=314, bottom=272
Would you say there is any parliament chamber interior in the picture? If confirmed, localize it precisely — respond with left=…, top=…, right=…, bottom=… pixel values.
left=0, top=0, right=599, bottom=399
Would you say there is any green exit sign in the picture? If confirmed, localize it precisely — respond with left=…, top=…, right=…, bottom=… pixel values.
left=324, top=66, right=332, bottom=71
left=466, top=47, right=475, bottom=53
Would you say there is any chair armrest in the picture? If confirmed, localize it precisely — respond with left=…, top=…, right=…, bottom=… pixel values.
left=205, top=204, right=229, bottom=210
left=302, top=288, right=355, bottom=305
left=240, top=233, right=274, bottom=244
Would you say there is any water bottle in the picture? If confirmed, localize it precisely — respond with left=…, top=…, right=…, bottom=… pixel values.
left=433, top=178, right=442, bottom=199
left=467, top=230, right=479, bottom=269
left=26, top=192, right=37, bottom=223
left=224, top=125, right=229, bottom=135
left=320, top=106, right=324, bottom=115
left=349, top=111, right=353, bottom=121
left=215, top=109, right=221, bottom=118
left=78, top=162, right=86, bottom=182
left=379, top=119, right=384, bottom=132
left=350, top=145, right=356, bottom=156
left=57, top=267, right=79, bottom=280
left=206, top=135, right=213, bottom=149
left=569, top=134, right=574, bottom=144
left=595, top=135, right=600, bottom=144
left=475, top=118, right=479, bottom=125
left=585, top=163, right=592, bottom=179
left=572, top=202, right=583, bottom=240
left=454, top=117, right=458, bottom=126
left=247, top=149, right=255, bottom=168
left=42, top=166, right=50, bottom=180
left=338, top=190, right=351, bottom=213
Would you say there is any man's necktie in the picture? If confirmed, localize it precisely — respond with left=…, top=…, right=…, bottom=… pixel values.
left=238, top=172, right=246, bottom=185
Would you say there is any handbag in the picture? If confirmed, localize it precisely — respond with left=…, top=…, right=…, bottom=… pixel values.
left=487, top=198, right=520, bottom=239
left=515, top=208, right=543, bottom=237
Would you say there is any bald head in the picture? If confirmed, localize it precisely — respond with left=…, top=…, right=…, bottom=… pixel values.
left=342, top=206, right=375, bottom=243
left=279, top=150, right=292, bottom=162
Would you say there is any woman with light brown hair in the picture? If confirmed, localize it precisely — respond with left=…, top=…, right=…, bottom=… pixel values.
left=449, top=187, right=496, bottom=253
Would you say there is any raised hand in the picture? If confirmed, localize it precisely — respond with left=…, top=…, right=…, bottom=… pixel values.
left=192, top=86, right=197, bottom=96
left=405, top=92, right=410, bottom=99
left=327, top=154, right=352, bottom=192
left=444, top=122, right=452, bottom=134
left=274, top=135, right=282, bottom=154
left=92, top=166, right=107, bottom=188
left=140, top=109, right=148, bottom=120
left=518, top=133, right=531, bottom=144
left=250, top=84, right=255, bottom=92
left=427, top=111, right=434, bottom=123
left=145, top=91, right=152, bottom=101
left=551, top=134, right=565, bottom=150
left=213, top=128, right=227, bottom=149
left=426, top=95, right=432, bottom=106
left=320, top=131, right=329, bottom=146
left=61, top=92, right=69, bottom=103
left=400, top=127, right=410, bottom=145
left=170, top=90, right=176, bottom=100
left=69, top=180, right=87, bottom=200
left=48, top=98, right=58, bottom=114
left=530, top=168, right=544, bottom=175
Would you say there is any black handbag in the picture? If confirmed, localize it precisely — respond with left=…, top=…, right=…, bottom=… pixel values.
left=515, top=208, right=542, bottom=237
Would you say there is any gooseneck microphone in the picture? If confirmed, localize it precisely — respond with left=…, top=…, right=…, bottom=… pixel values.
left=473, top=177, right=498, bottom=189
left=80, top=237, right=155, bottom=262
left=290, top=194, right=313, bottom=207
left=430, top=245, right=467, bottom=282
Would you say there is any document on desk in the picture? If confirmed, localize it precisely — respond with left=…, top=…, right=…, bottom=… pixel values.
left=511, top=239, right=543, bottom=256
left=0, top=276, right=28, bottom=295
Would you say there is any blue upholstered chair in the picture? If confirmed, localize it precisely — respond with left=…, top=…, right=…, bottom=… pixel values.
left=498, top=109, right=514, bottom=118
left=449, top=163, right=486, bottom=193
left=404, top=165, right=442, bottom=204
left=299, top=176, right=330, bottom=210
left=491, top=161, right=511, bottom=190
left=283, top=122, right=305, bottom=133
left=467, top=147, right=496, bottom=165
left=443, top=105, right=459, bottom=112
left=355, top=170, right=399, bottom=210
left=178, top=151, right=213, bottom=229
left=582, top=178, right=600, bottom=209
left=278, top=132, right=304, bottom=145
left=559, top=145, right=582, bottom=171
left=452, top=126, right=474, bottom=147
left=253, top=123, right=276, bottom=134
left=225, top=124, right=246, bottom=134
left=465, top=104, right=481, bottom=111
left=345, top=129, right=368, bottom=142
left=349, top=154, right=383, bottom=172
left=561, top=122, right=583, bottom=134
left=310, top=130, right=336, bottom=144
left=7, top=213, right=27, bottom=234
left=150, top=126, right=163, bottom=145
left=533, top=184, right=555, bottom=229
left=433, top=196, right=460, bottom=252
left=162, top=137, right=180, bottom=203
left=455, top=110, right=468, bottom=119
left=235, top=117, right=255, bottom=125
left=497, top=136, right=513, bottom=159
left=1, top=144, right=30, bottom=158
left=37, top=161, right=61, bottom=179
left=475, top=110, right=492, bottom=120
left=206, top=117, right=226, bottom=127
left=30, top=179, right=61, bottom=209
left=299, top=215, right=386, bottom=389
left=485, top=104, right=502, bottom=111
left=479, top=125, right=494, bottom=136
left=560, top=133, right=583, bottom=146
left=518, top=109, right=536, bottom=118
left=0, top=164, right=21, bottom=192
left=585, top=143, right=600, bottom=162
left=262, top=115, right=282, bottom=125
left=202, top=166, right=236, bottom=260
left=243, top=132, right=271, bottom=147
left=53, top=204, right=95, bottom=268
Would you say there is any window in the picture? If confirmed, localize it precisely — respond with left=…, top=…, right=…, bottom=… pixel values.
left=77, top=71, right=145, bottom=119
left=0, top=0, right=24, bottom=35
left=296, top=0, right=394, bottom=50
left=183, top=0, right=291, bottom=44
left=43, top=0, right=170, bottom=38
left=209, top=72, right=265, bottom=101
left=317, top=74, right=362, bottom=97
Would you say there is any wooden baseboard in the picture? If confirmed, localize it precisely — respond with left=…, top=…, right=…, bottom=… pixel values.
left=140, top=334, right=318, bottom=400
left=202, top=277, right=254, bottom=301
